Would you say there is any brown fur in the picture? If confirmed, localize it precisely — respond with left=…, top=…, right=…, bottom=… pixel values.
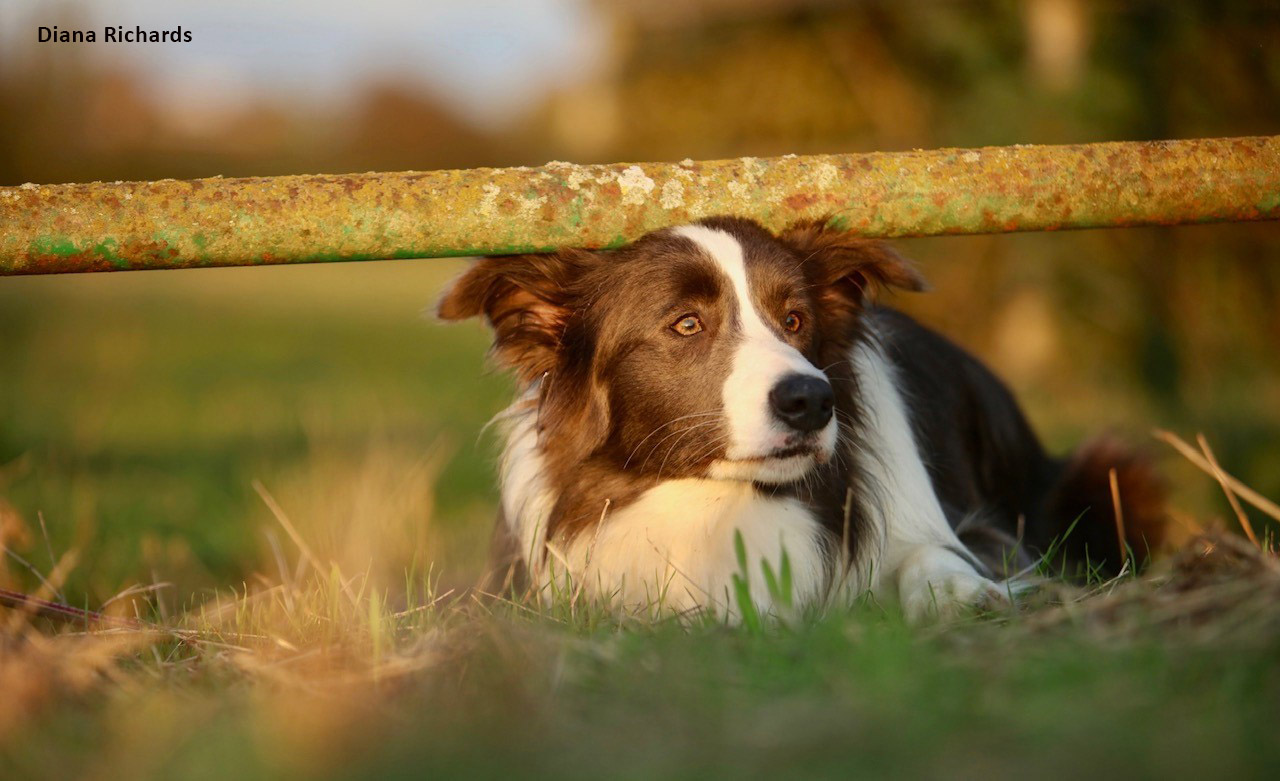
left=1038, top=435, right=1169, bottom=574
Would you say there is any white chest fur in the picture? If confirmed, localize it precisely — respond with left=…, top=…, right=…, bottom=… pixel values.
left=560, top=479, right=830, bottom=616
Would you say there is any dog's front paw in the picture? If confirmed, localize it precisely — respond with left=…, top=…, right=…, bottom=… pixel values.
left=896, top=547, right=1009, bottom=624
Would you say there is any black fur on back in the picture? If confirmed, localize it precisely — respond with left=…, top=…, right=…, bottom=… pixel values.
left=871, top=308, right=1166, bottom=578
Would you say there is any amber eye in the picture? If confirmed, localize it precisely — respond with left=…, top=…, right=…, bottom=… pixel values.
left=671, top=314, right=704, bottom=336
left=783, top=311, right=803, bottom=333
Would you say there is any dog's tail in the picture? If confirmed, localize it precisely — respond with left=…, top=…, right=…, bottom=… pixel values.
left=1036, top=436, right=1168, bottom=578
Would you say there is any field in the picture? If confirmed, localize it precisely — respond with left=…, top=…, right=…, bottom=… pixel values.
left=3, top=250, right=1280, bottom=780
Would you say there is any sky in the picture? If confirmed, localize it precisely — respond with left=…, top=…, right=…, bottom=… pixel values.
left=0, top=0, right=607, bottom=127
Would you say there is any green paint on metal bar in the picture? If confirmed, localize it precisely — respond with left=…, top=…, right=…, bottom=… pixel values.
left=1, top=135, right=1278, bottom=276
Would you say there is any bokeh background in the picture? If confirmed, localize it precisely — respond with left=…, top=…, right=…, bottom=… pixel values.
left=1, top=0, right=1278, bottom=605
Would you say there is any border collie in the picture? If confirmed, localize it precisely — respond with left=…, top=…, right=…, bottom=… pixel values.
left=439, top=216, right=1165, bottom=622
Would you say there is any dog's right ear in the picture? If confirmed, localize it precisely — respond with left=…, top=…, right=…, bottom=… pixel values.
left=437, top=250, right=595, bottom=383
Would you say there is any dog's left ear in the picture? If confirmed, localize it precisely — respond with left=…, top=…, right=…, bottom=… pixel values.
left=780, top=219, right=926, bottom=315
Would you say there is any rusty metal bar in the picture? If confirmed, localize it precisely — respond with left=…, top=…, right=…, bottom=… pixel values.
left=2, top=135, right=1277, bottom=276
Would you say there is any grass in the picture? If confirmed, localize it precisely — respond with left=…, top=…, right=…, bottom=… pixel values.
left=0, top=259, right=508, bottom=598
left=3, top=258, right=1280, bottom=779
left=4, top=528, right=1280, bottom=780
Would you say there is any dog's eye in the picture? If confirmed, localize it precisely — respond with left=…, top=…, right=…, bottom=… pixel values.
left=671, top=314, right=704, bottom=336
left=783, top=311, right=803, bottom=333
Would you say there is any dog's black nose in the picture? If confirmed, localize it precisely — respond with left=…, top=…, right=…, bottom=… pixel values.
left=769, top=374, right=834, bottom=433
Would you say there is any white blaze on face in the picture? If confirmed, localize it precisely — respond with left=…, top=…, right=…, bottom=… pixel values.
left=674, top=225, right=837, bottom=484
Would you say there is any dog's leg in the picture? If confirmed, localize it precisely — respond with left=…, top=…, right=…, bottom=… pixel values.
left=852, top=341, right=1007, bottom=623
left=889, top=544, right=1007, bottom=623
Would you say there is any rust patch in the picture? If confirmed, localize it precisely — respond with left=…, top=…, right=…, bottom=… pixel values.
left=785, top=192, right=820, bottom=211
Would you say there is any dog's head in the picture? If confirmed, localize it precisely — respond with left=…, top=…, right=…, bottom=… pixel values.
left=439, top=216, right=924, bottom=485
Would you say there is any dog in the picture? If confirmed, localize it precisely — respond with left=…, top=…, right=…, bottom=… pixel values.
left=438, top=216, right=1165, bottom=622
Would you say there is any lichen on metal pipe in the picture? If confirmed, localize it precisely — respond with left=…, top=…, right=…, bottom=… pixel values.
left=2, top=135, right=1278, bottom=276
